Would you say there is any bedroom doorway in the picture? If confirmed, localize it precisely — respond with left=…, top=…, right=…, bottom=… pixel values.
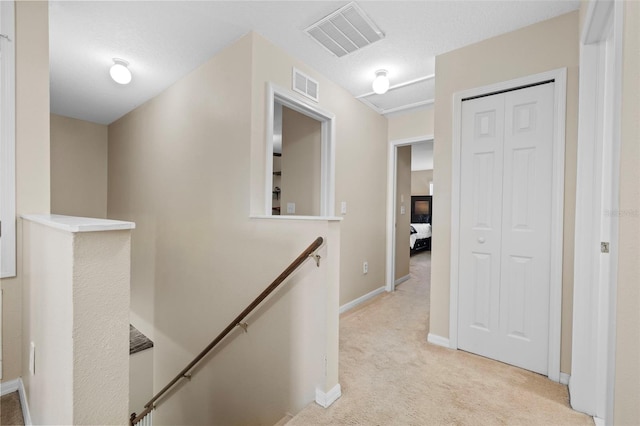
left=386, top=135, right=434, bottom=293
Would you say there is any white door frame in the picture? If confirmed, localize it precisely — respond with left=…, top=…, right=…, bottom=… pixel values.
left=385, top=134, right=433, bottom=292
left=449, top=68, right=567, bottom=383
left=570, top=0, right=622, bottom=423
left=264, top=82, right=336, bottom=217
left=0, top=0, right=16, bottom=279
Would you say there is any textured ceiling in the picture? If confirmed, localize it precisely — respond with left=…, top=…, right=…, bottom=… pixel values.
left=49, top=1, right=580, bottom=125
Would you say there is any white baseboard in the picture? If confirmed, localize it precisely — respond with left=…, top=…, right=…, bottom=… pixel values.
left=593, top=417, right=605, bottom=426
left=1, top=378, right=31, bottom=425
left=315, top=383, right=341, bottom=408
left=0, top=378, right=19, bottom=395
left=273, top=413, right=293, bottom=426
left=394, top=274, right=410, bottom=286
left=427, top=333, right=450, bottom=348
left=559, top=372, right=570, bottom=385
left=339, top=286, right=385, bottom=314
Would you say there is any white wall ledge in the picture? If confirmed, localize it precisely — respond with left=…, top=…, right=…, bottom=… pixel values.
left=250, top=215, right=343, bottom=222
left=22, top=214, right=135, bottom=233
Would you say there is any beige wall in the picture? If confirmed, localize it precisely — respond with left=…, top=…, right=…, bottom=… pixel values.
left=432, top=11, right=579, bottom=374
left=22, top=219, right=131, bottom=425
left=21, top=222, right=74, bottom=423
left=51, top=114, right=108, bottom=218
left=412, top=170, right=433, bottom=196
left=388, top=107, right=434, bottom=285
left=614, top=1, right=640, bottom=423
left=0, top=1, right=50, bottom=384
left=280, top=106, right=321, bottom=216
left=108, top=33, right=342, bottom=424
left=249, top=33, right=388, bottom=306
left=388, top=107, right=434, bottom=141
left=395, top=146, right=411, bottom=280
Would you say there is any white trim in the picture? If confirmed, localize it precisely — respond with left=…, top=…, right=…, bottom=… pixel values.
left=571, top=1, right=622, bottom=422
left=357, top=97, right=435, bottom=117
left=0, top=0, right=16, bottom=278
left=385, top=135, right=434, bottom=293
left=0, top=377, right=19, bottom=395
left=273, top=414, right=293, bottom=426
left=449, top=68, right=567, bottom=381
left=593, top=417, right=605, bottom=426
left=339, top=286, right=385, bottom=314
left=21, top=214, right=135, bottom=233
left=560, top=373, right=570, bottom=386
left=394, top=274, right=410, bottom=286
left=427, top=333, right=450, bottom=348
left=357, top=73, right=435, bottom=99
left=357, top=96, right=384, bottom=115
left=315, top=383, right=341, bottom=408
left=1, top=378, right=32, bottom=425
left=382, top=99, right=434, bottom=116
left=264, top=83, right=336, bottom=217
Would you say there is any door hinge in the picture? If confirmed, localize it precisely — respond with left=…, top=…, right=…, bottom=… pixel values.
left=601, top=242, right=610, bottom=253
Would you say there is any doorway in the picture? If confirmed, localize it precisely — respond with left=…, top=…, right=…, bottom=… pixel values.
left=263, top=83, right=336, bottom=217
left=386, top=135, right=434, bottom=293
left=271, top=102, right=323, bottom=216
left=449, top=69, right=567, bottom=382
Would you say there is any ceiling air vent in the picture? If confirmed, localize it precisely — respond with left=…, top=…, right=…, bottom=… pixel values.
left=305, top=2, right=385, bottom=58
left=292, top=68, right=319, bottom=102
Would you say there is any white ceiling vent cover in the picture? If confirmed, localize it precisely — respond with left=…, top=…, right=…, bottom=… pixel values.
left=292, top=68, right=319, bottom=102
left=305, top=2, right=385, bottom=58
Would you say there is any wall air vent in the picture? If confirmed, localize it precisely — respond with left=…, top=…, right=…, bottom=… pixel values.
left=304, top=2, right=385, bottom=58
left=292, top=68, right=319, bottom=102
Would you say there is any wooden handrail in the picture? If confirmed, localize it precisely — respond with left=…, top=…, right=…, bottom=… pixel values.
left=130, top=236, right=324, bottom=425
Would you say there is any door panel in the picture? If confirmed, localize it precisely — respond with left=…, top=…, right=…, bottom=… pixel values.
left=459, top=94, right=504, bottom=352
left=458, top=83, right=554, bottom=374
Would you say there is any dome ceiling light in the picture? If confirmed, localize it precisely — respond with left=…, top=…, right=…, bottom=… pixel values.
left=372, top=69, right=389, bottom=95
left=110, top=58, right=132, bottom=85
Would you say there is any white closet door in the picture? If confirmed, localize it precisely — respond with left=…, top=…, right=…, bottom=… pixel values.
left=458, top=93, right=505, bottom=359
left=458, top=83, right=555, bottom=374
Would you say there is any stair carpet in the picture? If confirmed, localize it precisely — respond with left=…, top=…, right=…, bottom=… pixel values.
left=0, top=391, right=24, bottom=426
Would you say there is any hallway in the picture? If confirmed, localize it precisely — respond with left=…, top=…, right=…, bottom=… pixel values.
left=289, top=251, right=593, bottom=425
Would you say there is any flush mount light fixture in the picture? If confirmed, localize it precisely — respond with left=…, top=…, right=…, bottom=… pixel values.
left=372, top=69, right=389, bottom=94
left=110, top=58, right=132, bottom=85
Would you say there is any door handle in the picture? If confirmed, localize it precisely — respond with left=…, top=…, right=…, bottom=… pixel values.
left=477, top=237, right=486, bottom=244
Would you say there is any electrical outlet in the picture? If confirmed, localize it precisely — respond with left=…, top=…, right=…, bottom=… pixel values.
left=363, top=261, right=368, bottom=274
left=400, top=205, right=406, bottom=215
left=287, top=202, right=295, bottom=214
left=341, top=201, right=347, bottom=215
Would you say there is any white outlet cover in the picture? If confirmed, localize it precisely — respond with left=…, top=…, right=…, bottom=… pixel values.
left=341, top=201, right=347, bottom=215
left=400, top=205, right=406, bottom=215
left=287, top=202, right=295, bottom=214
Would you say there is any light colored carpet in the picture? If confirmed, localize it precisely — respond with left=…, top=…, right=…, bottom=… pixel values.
left=289, top=251, right=593, bottom=426
left=1, top=391, right=24, bottom=426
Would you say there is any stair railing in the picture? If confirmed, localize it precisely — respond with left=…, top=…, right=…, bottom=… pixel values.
left=130, top=236, right=324, bottom=425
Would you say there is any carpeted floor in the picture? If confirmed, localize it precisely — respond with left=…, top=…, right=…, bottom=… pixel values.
left=289, top=251, right=593, bottom=426
left=1, top=391, right=24, bottom=426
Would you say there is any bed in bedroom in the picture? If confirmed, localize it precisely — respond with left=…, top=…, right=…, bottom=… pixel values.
left=410, top=195, right=432, bottom=253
